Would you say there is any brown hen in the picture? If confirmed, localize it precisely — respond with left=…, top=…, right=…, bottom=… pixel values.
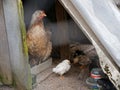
left=26, top=10, right=52, bottom=66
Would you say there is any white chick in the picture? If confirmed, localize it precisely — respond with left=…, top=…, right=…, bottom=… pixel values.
left=53, top=59, right=71, bottom=78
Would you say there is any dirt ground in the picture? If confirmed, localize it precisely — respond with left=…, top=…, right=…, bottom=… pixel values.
left=33, top=45, right=97, bottom=90
left=0, top=45, right=96, bottom=90
left=33, top=59, right=90, bottom=90
left=0, top=86, right=14, bottom=90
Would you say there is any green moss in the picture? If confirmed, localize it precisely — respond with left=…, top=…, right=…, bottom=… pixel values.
left=12, top=79, right=17, bottom=87
left=0, top=75, right=13, bottom=85
left=17, top=0, right=28, bottom=57
left=0, top=75, right=3, bottom=84
left=17, top=0, right=32, bottom=90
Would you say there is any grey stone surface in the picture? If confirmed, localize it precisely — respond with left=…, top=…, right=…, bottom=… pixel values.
left=31, top=58, right=52, bottom=75
left=33, top=59, right=89, bottom=90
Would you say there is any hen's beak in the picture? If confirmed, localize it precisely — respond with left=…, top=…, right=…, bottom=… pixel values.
left=39, top=11, right=47, bottom=19
left=42, top=13, right=47, bottom=17
left=41, top=11, right=47, bottom=17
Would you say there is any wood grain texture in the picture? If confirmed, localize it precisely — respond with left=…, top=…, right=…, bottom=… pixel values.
left=56, top=1, right=70, bottom=60
left=0, top=0, right=12, bottom=85
left=3, top=0, right=32, bottom=89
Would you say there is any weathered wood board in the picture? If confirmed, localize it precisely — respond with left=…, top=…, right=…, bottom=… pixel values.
left=55, top=1, right=70, bottom=60
left=0, top=0, right=12, bottom=85
left=2, top=0, right=32, bottom=89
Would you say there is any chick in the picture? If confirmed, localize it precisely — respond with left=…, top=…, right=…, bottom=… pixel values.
left=70, top=50, right=85, bottom=64
left=53, top=59, right=71, bottom=79
left=76, top=54, right=91, bottom=80
left=70, top=50, right=91, bottom=80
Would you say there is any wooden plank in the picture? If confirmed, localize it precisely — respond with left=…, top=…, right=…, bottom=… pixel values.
left=55, top=1, right=70, bottom=60
left=0, top=0, right=12, bottom=85
left=68, top=19, right=91, bottom=44
left=3, top=0, right=32, bottom=89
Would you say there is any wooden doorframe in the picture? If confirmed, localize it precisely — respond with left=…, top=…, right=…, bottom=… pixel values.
left=0, top=0, right=32, bottom=89
left=0, top=0, right=12, bottom=85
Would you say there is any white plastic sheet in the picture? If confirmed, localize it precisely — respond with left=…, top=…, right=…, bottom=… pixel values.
left=70, top=0, right=120, bottom=67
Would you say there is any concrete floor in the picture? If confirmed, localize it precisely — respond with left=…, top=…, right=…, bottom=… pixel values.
left=0, top=63, right=90, bottom=90
left=33, top=45, right=97, bottom=90
left=0, top=45, right=96, bottom=90
left=0, top=86, right=14, bottom=90
left=34, top=59, right=90, bottom=90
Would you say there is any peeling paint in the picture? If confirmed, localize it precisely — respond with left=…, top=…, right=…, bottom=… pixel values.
left=111, top=78, right=116, bottom=85
left=104, top=64, right=112, bottom=77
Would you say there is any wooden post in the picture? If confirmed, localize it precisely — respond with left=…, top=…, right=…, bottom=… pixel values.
left=0, top=0, right=12, bottom=85
left=56, top=1, right=70, bottom=60
left=2, top=0, right=32, bottom=89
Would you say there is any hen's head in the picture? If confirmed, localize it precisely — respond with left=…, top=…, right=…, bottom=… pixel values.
left=30, top=10, right=46, bottom=25
left=63, top=59, right=71, bottom=65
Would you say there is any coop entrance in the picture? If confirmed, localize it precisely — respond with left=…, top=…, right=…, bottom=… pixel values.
left=22, top=0, right=102, bottom=90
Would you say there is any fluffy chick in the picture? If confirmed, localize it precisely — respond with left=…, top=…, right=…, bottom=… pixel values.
left=71, top=50, right=91, bottom=80
left=53, top=59, right=71, bottom=78
left=70, top=50, right=85, bottom=64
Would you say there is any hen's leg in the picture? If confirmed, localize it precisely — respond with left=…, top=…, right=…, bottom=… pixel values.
left=60, top=75, right=64, bottom=80
left=29, top=55, right=39, bottom=67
